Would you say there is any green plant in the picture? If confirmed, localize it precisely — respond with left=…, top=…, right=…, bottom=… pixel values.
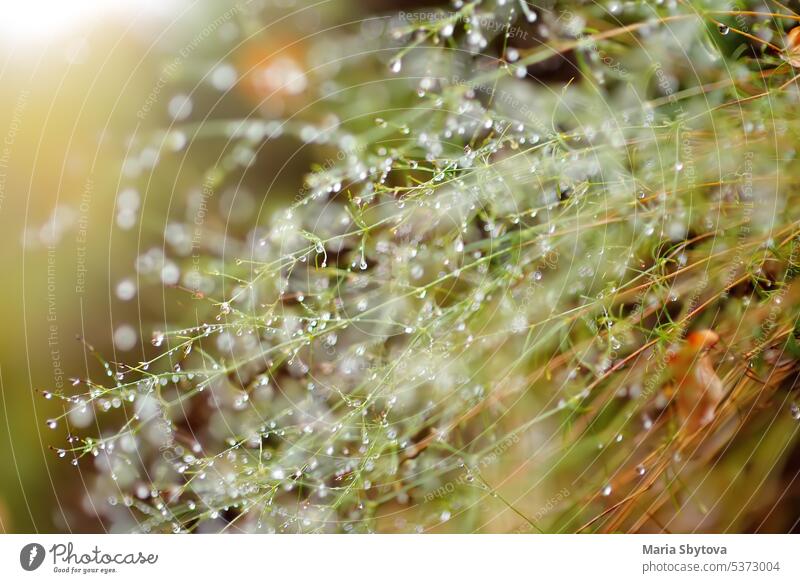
left=46, top=0, right=800, bottom=533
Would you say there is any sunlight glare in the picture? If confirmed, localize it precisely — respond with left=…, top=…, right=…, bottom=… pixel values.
left=0, top=0, right=177, bottom=43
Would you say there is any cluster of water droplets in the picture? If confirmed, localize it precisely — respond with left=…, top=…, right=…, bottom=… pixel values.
left=39, top=0, right=800, bottom=533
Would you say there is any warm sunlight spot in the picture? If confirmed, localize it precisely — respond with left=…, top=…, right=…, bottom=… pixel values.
left=0, top=0, right=177, bottom=43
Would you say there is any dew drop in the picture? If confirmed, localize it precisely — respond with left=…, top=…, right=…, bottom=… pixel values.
left=167, top=94, right=193, bottom=121
left=116, top=278, right=137, bottom=301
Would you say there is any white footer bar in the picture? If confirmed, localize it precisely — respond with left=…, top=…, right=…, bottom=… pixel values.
left=1, top=534, right=797, bottom=582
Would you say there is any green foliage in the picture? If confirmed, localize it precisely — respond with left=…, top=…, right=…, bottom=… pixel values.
left=47, top=0, right=800, bottom=532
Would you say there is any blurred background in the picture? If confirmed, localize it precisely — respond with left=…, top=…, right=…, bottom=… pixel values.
left=0, top=0, right=416, bottom=533
left=0, top=0, right=211, bottom=533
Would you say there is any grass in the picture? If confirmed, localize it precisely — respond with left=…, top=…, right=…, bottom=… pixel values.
left=44, top=0, right=800, bottom=532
